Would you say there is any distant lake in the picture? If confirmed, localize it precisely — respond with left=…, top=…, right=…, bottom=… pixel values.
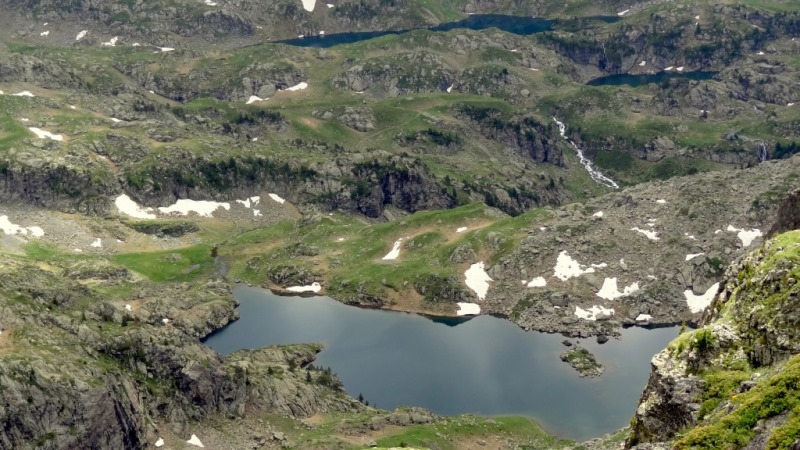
left=204, top=285, right=679, bottom=441
left=588, top=70, right=718, bottom=87
left=278, top=14, right=620, bottom=48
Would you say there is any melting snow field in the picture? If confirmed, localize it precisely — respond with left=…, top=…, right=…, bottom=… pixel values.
left=596, top=278, right=639, bottom=300
left=685, top=282, right=720, bottom=313
left=246, top=95, right=266, bottom=104
left=235, top=196, right=261, bottom=209
left=268, top=193, right=286, bottom=204
left=301, top=0, right=316, bottom=11
left=553, top=251, right=606, bottom=281
left=0, top=215, right=45, bottom=237
left=285, top=82, right=308, bottom=91
left=382, top=238, right=404, bottom=260
left=726, top=225, right=763, bottom=247
left=13, top=91, right=35, bottom=97
left=286, top=282, right=322, bottom=293
left=186, top=434, right=204, bottom=447
left=28, top=127, right=64, bottom=141
left=115, top=194, right=156, bottom=219
left=574, top=305, right=615, bottom=321
left=465, top=262, right=492, bottom=300
left=685, top=253, right=705, bottom=261
left=617, top=9, right=630, bottom=16
left=631, top=227, right=659, bottom=241
left=527, top=276, right=547, bottom=288
left=554, top=119, right=619, bottom=189
left=456, top=302, right=481, bottom=316
left=158, top=199, right=230, bottom=217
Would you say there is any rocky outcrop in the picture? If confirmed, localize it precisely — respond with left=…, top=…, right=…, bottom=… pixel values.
left=627, top=229, right=800, bottom=448
left=769, top=188, right=800, bottom=237
left=560, top=346, right=604, bottom=377
left=0, top=260, right=365, bottom=449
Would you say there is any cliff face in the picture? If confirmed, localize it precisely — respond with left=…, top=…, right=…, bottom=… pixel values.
left=0, top=260, right=364, bottom=449
left=627, top=229, right=800, bottom=449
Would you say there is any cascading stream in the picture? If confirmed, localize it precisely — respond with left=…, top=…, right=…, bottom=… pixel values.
left=554, top=118, right=620, bottom=189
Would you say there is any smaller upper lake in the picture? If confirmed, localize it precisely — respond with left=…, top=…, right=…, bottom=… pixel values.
left=205, top=285, right=679, bottom=441
left=278, top=14, right=619, bottom=48
left=588, top=70, right=718, bottom=87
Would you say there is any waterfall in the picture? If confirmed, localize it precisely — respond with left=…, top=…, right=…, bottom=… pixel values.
left=553, top=118, right=620, bottom=189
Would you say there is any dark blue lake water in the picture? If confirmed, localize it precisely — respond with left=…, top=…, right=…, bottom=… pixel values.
left=588, top=70, right=718, bottom=87
left=278, top=14, right=619, bottom=48
left=205, top=285, right=678, bottom=441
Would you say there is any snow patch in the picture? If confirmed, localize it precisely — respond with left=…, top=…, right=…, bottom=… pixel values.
left=158, top=199, right=231, bottom=218
left=102, top=36, right=119, bottom=47
left=631, top=227, right=659, bottom=241
left=684, top=232, right=696, bottom=240
left=40, top=31, right=49, bottom=37
left=464, top=262, right=492, bottom=300
left=124, top=304, right=133, bottom=312
left=596, top=278, right=639, bottom=300
left=0, top=215, right=45, bottom=237
left=76, top=30, right=88, bottom=41
left=115, top=194, right=156, bottom=219
left=301, top=0, right=316, bottom=11
left=726, top=225, right=762, bottom=247
left=13, top=91, right=35, bottom=97
left=684, top=282, right=719, bottom=313
left=246, top=95, right=266, bottom=104
left=157, top=47, right=175, bottom=52
left=28, top=127, right=63, bottom=141
left=656, top=199, right=666, bottom=204
left=286, top=282, right=322, bottom=293
left=155, top=438, right=165, bottom=447
left=676, top=66, right=684, bottom=72
left=186, top=434, right=204, bottom=447
left=639, top=61, right=646, bottom=66
left=664, top=66, right=674, bottom=71
left=456, top=302, right=480, bottom=316
left=456, top=226, right=467, bottom=233
left=526, top=276, right=547, bottom=288
left=382, top=238, right=404, bottom=260
left=593, top=211, right=604, bottom=217
left=685, top=252, right=704, bottom=261
left=268, top=193, right=286, bottom=204
left=90, top=238, right=102, bottom=248
left=204, top=0, right=218, bottom=5
left=617, top=9, right=630, bottom=16
left=446, top=84, right=454, bottom=93
left=253, top=209, right=262, bottom=217
left=327, top=3, right=334, bottom=7
left=636, top=314, right=652, bottom=322
left=553, top=251, right=605, bottom=281
left=574, top=305, right=614, bottom=321
left=284, top=82, right=308, bottom=91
